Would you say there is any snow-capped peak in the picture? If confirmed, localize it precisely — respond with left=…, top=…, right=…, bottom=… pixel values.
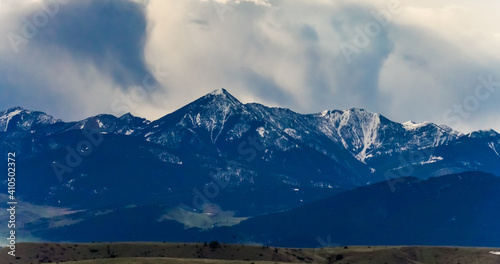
left=403, top=120, right=430, bottom=130
left=467, top=129, right=499, bottom=138
left=1, top=106, right=29, bottom=118
left=207, top=88, right=238, bottom=100
left=319, top=110, right=329, bottom=117
left=119, top=112, right=135, bottom=120
left=210, top=88, right=227, bottom=96
left=119, top=112, right=150, bottom=124
left=5, top=106, right=27, bottom=112
left=403, top=121, right=462, bottom=137
left=200, top=88, right=241, bottom=105
left=0, top=108, right=23, bottom=131
left=0, top=107, right=60, bottom=132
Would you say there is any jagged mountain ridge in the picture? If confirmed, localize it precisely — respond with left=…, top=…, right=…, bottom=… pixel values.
left=0, top=89, right=500, bottom=211
left=1, top=88, right=498, bottom=178
left=0, top=106, right=62, bottom=133
left=0, top=89, right=466, bottom=159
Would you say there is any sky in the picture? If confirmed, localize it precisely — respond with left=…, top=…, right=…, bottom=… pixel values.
left=0, top=0, right=499, bottom=133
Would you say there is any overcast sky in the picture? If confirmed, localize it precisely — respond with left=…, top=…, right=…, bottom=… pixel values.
left=0, top=0, right=499, bottom=133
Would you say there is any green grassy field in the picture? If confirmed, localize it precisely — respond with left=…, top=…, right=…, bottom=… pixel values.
left=1, top=242, right=499, bottom=264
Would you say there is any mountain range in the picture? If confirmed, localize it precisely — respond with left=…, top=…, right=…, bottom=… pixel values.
left=1, top=88, right=499, bottom=246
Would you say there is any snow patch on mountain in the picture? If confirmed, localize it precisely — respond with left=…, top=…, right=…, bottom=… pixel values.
left=467, top=129, right=499, bottom=138
left=420, top=155, right=444, bottom=165
left=320, top=110, right=329, bottom=117
left=97, top=120, right=105, bottom=128
left=149, top=149, right=182, bottom=164
left=257, top=127, right=266, bottom=137
left=317, top=109, right=385, bottom=162
left=210, top=88, right=225, bottom=96
left=403, top=120, right=429, bottom=130
left=488, top=142, right=499, bottom=156
left=356, top=112, right=382, bottom=162
left=284, top=128, right=301, bottom=140
left=0, top=108, right=22, bottom=131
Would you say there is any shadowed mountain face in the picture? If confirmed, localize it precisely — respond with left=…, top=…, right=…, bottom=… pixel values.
left=25, top=172, right=500, bottom=248
left=0, top=89, right=499, bottom=246
left=223, top=171, right=500, bottom=247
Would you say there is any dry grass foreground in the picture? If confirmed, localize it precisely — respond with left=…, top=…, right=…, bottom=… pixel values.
left=1, top=242, right=500, bottom=264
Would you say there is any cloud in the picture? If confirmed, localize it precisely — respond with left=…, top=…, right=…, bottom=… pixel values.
left=142, top=0, right=399, bottom=114
left=0, top=0, right=498, bottom=133
left=0, top=0, right=158, bottom=120
left=32, top=0, right=151, bottom=87
left=142, top=0, right=500, bottom=132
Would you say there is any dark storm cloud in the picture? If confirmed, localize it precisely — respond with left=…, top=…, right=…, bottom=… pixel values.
left=32, top=0, right=152, bottom=87
left=0, top=0, right=158, bottom=121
